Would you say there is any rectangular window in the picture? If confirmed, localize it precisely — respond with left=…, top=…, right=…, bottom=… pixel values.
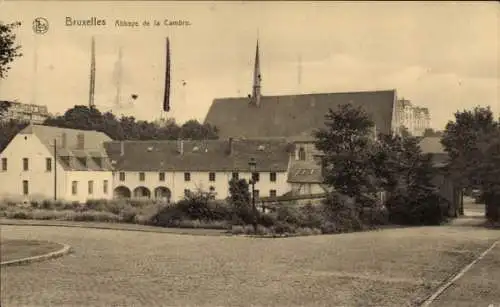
left=103, top=180, right=108, bottom=194
left=209, top=172, right=216, bottom=182
left=22, top=158, right=28, bottom=171
left=1, top=158, right=6, bottom=171
left=72, top=181, right=78, bottom=195
left=159, top=172, right=165, bottom=181
left=232, top=172, right=239, bottom=180
left=270, top=172, right=276, bottom=182
left=119, top=172, right=125, bottom=181
left=139, top=172, right=145, bottom=181
left=88, top=180, right=94, bottom=195
left=184, top=172, right=191, bottom=182
left=46, top=158, right=52, bottom=172
left=22, top=180, right=29, bottom=195
left=270, top=189, right=277, bottom=198
left=252, top=172, right=260, bottom=182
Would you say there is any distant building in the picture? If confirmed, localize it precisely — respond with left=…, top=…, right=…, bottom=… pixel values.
left=103, top=138, right=292, bottom=203
left=394, top=98, right=430, bottom=136
left=0, top=101, right=51, bottom=124
left=204, top=41, right=399, bottom=199
left=0, top=125, right=114, bottom=203
left=0, top=125, right=296, bottom=203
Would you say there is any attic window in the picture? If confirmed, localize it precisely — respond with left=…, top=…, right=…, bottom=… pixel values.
left=77, top=157, right=87, bottom=167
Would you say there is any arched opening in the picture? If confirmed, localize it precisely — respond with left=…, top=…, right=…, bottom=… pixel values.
left=133, top=186, right=151, bottom=199
left=154, top=186, right=171, bottom=202
left=114, top=186, right=131, bottom=199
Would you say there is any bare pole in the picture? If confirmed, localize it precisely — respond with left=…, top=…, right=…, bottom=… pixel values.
left=89, top=36, right=96, bottom=108
left=54, top=138, right=57, bottom=200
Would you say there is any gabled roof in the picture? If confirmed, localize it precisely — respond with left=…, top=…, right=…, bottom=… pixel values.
left=19, top=124, right=113, bottom=171
left=103, top=139, right=292, bottom=172
left=204, top=89, right=397, bottom=139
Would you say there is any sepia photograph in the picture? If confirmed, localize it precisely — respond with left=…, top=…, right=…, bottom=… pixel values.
left=0, top=1, right=498, bottom=306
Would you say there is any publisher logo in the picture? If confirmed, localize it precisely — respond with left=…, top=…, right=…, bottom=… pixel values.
left=33, top=17, right=49, bottom=34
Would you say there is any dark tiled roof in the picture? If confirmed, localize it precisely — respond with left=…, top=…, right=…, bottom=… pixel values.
left=287, top=160, right=323, bottom=183
left=103, top=139, right=292, bottom=172
left=204, top=89, right=396, bottom=139
left=20, top=124, right=113, bottom=171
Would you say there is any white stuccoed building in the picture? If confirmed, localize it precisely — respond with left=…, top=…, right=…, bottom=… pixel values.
left=0, top=125, right=114, bottom=203
left=103, top=138, right=293, bottom=203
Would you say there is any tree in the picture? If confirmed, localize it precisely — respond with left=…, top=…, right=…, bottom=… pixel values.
left=314, top=104, right=379, bottom=220
left=442, top=106, right=497, bottom=189
left=377, top=135, right=445, bottom=225
left=0, top=100, right=12, bottom=116
left=0, top=119, right=28, bottom=153
left=228, top=178, right=253, bottom=224
left=441, top=106, right=500, bottom=222
left=43, top=105, right=219, bottom=141
left=0, top=21, right=22, bottom=79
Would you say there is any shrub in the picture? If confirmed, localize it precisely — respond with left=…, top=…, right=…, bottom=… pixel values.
left=149, top=204, right=186, bottom=227
left=258, top=212, right=277, bottom=227
left=84, top=199, right=109, bottom=211
left=230, top=225, right=245, bottom=235
left=6, top=210, right=33, bottom=219
left=271, top=220, right=296, bottom=234
left=321, top=193, right=364, bottom=232
left=386, top=192, right=446, bottom=226
left=296, top=227, right=314, bottom=236
left=71, top=211, right=120, bottom=223
left=120, top=207, right=138, bottom=223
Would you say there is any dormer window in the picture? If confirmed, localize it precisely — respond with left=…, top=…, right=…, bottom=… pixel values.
left=93, top=157, right=102, bottom=168
left=298, top=147, right=306, bottom=161
left=77, top=157, right=87, bottom=168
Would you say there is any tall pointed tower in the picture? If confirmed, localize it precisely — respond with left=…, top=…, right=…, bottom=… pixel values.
left=88, top=36, right=96, bottom=108
left=252, top=40, right=262, bottom=106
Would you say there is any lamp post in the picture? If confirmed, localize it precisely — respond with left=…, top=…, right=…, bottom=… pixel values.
left=248, top=157, right=257, bottom=234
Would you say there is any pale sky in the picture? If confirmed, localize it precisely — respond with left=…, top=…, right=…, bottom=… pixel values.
left=0, top=1, right=498, bottom=129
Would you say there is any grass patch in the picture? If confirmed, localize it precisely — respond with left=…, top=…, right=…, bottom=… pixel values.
left=0, top=239, right=63, bottom=262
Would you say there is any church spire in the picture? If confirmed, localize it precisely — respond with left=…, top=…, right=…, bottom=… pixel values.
left=252, top=40, right=261, bottom=106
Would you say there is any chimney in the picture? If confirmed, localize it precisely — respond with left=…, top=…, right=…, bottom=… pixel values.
left=61, top=132, right=67, bottom=148
left=120, top=141, right=124, bottom=156
left=177, top=139, right=184, bottom=155
left=227, top=137, right=233, bottom=155
left=76, top=133, right=85, bottom=149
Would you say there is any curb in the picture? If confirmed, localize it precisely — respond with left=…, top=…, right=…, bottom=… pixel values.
left=1, top=243, right=72, bottom=267
left=419, top=240, right=499, bottom=306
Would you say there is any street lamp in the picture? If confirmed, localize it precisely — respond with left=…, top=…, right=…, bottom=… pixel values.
left=248, top=157, right=258, bottom=234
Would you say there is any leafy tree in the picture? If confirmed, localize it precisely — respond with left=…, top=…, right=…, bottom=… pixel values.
left=228, top=178, right=253, bottom=224
left=42, top=105, right=219, bottom=141
left=0, top=21, right=22, bottom=79
left=0, top=119, right=28, bottom=152
left=380, top=136, right=446, bottom=224
left=314, top=104, right=379, bottom=220
left=0, top=100, right=12, bottom=115
left=441, top=106, right=497, bottom=190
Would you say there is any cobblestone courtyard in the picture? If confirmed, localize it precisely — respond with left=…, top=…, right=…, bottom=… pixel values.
left=1, top=223, right=499, bottom=307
